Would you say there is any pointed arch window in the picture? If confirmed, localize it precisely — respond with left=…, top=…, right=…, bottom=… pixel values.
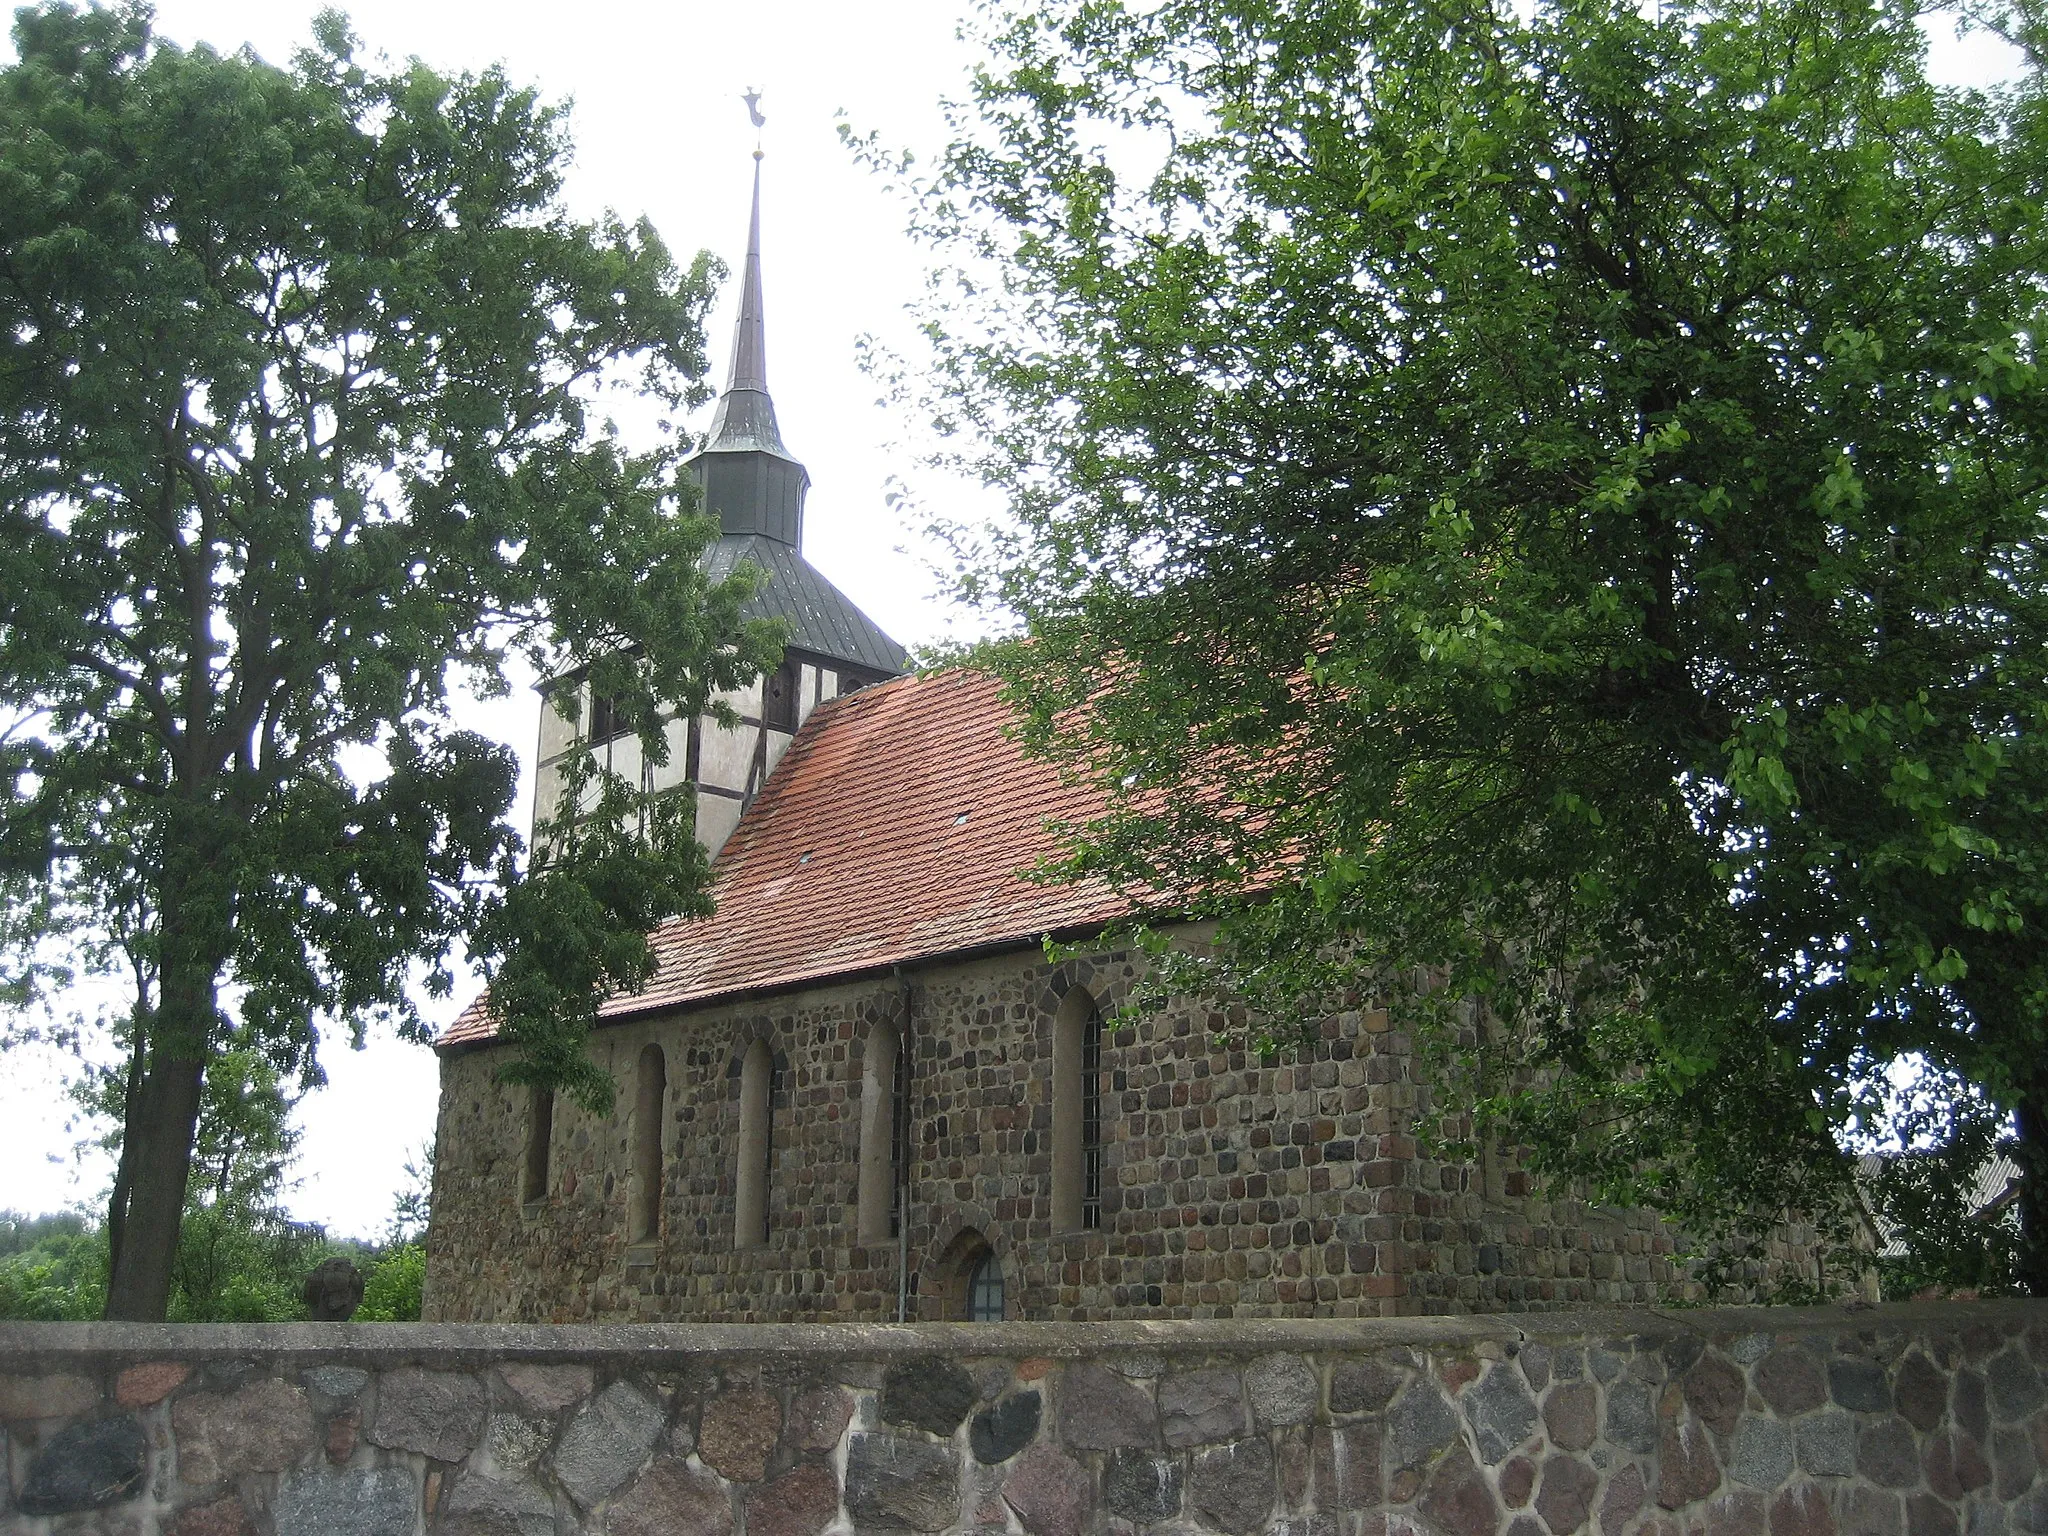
left=891, top=1018, right=909, bottom=1235
left=631, top=1044, right=666, bottom=1242
left=1052, top=987, right=1104, bottom=1232
left=735, top=1038, right=773, bottom=1249
left=522, top=1086, right=554, bottom=1207
left=857, top=1018, right=902, bottom=1244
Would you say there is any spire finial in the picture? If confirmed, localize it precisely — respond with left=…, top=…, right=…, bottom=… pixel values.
left=743, top=88, right=765, bottom=160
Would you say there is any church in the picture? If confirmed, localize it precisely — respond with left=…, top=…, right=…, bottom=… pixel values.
left=420, top=172, right=1808, bottom=1325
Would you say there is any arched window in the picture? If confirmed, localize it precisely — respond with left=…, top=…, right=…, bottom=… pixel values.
left=935, top=1229, right=1005, bottom=1321
left=966, top=1249, right=1005, bottom=1322
left=735, top=1038, right=773, bottom=1249
left=857, top=1019, right=900, bottom=1244
left=522, top=1086, right=554, bottom=1206
left=1052, top=987, right=1104, bottom=1232
left=631, top=1044, right=666, bottom=1242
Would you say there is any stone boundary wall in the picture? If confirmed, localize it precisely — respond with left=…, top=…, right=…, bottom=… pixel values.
left=0, top=1301, right=2037, bottom=1536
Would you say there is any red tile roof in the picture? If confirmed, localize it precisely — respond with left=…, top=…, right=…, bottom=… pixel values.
left=439, top=669, right=1130, bottom=1048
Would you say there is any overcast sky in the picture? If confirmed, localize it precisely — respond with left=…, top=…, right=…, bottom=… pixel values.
left=0, top=1, right=2028, bottom=1237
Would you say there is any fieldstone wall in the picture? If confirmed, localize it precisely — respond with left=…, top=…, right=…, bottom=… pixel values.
left=0, top=1301, right=2034, bottom=1536
left=428, top=945, right=1818, bottom=1324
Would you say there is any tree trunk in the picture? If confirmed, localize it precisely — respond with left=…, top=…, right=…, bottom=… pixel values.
left=102, top=1035, right=147, bottom=1285
left=102, top=963, right=214, bottom=1321
left=2013, top=1074, right=2048, bottom=1297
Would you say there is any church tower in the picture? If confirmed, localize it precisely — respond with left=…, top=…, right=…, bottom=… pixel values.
left=533, top=152, right=909, bottom=857
left=694, top=157, right=807, bottom=546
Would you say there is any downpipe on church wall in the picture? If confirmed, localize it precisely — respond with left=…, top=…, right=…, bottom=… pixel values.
left=896, top=961, right=914, bottom=1326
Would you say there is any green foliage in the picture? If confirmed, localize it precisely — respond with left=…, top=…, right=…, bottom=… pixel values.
left=1867, top=1072, right=2024, bottom=1297
left=0, top=1113, right=434, bottom=1324
left=0, top=1206, right=430, bottom=1323
left=71, top=1035, right=305, bottom=1205
left=0, top=2, right=782, bottom=1313
left=356, top=1139, right=429, bottom=1319
left=0, top=1209, right=90, bottom=1260
left=384, top=1141, right=434, bottom=1246
left=15, top=1010, right=340, bottom=1321
left=0, top=1213, right=105, bottom=1319
left=166, top=1198, right=326, bottom=1323
left=913, top=0, right=2048, bottom=1289
left=356, top=1241, right=425, bottom=1321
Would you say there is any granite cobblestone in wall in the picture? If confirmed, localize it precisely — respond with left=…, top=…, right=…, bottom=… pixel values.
left=1002, top=1442, right=1092, bottom=1536
left=553, top=1378, right=664, bottom=1508
left=605, top=1457, right=731, bottom=1536
left=882, top=1359, right=977, bottom=1439
left=436, top=1468, right=555, bottom=1536
left=15, top=1416, right=147, bottom=1515
left=0, top=1301, right=2043, bottom=1536
left=1105, top=1448, right=1183, bottom=1522
left=365, top=1365, right=485, bottom=1463
left=972, top=1392, right=1042, bottom=1465
left=750, top=1463, right=839, bottom=1536
left=846, top=1431, right=959, bottom=1530
left=1800, top=1411, right=1861, bottom=1477
left=1160, top=1366, right=1248, bottom=1449
left=1468, top=1365, right=1541, bottom=1464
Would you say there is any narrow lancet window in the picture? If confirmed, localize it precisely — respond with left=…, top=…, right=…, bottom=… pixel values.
left=892, top=1019, right=910, bottom=1235
left=632, top=1044, right=666, bottom=1242
left=735, top=1038, right=773, bottom=1249
left=522, top=1085, right=554, bottom=1206
left=1052, top=987, right=1104, bottom=1231
left=857, top=1019, right=899, bottom=1244
left=1082, top=1003, right=1103, bottom=1229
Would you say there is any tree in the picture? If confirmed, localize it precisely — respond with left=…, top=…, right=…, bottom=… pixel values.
left=912, top=0, right=2048, bottom=1290
left=0, top=1081, right=437, bottom=1322
left=0, top=1211, right=104, bottom=1320
left=355, top=1141, right=432, bottom=1321
left=0, top=4, right=781, bottom=1319
left=1866, top=1088, right=2023, bottom=1296
left=5, top=1049, right=314, bottom=1323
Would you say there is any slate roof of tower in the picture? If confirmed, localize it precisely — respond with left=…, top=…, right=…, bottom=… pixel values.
left=707, top=534, right=910, bottom=675
left=439, top=669, right=1127, bottom=1049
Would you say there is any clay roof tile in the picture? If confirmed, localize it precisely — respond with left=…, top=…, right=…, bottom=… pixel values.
left=439, top=669, right=1125, bottom=1049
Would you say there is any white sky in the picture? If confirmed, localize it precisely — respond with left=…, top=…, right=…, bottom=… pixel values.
left=0, top=1, right=2028, bottom=1238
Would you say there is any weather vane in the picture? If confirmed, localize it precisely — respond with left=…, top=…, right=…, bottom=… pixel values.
left=742, top=89, right=765, bottom=160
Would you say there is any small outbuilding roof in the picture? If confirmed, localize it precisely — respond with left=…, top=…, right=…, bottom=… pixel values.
left=440, top=669, right=1127, bottom=1049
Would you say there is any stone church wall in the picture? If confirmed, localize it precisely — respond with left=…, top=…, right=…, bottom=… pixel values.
left=0, top=1302, right=2033, bottom=1535
left=424, top=944, right=1818, bottom=1325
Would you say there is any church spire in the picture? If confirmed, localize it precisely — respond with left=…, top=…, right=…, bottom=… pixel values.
left=726, top=157, right=769, bottom=394
left=703, top=155, right=789, bottom=455
left=691, top=107, right=811, bottom=548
